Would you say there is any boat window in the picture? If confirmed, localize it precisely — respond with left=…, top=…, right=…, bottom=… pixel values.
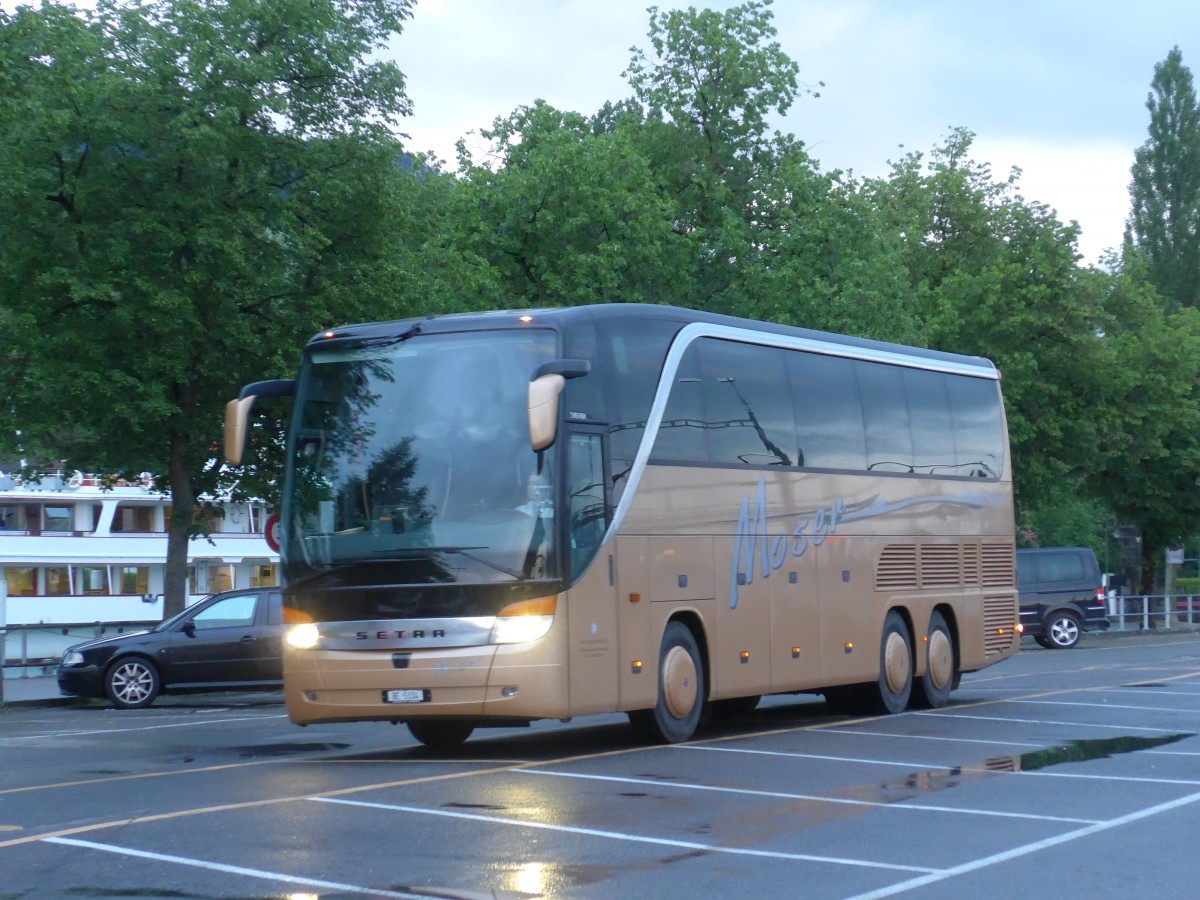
left=117, top=566, right=150, bottom=594
left=43, top=505, right=72, bottom=532
left=4, top=567, right=36, bottom=596
left=79, top=565, right=109, bottom=595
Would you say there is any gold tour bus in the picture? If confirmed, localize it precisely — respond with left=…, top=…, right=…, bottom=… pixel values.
left=225, top=304, right=1019, bottom=748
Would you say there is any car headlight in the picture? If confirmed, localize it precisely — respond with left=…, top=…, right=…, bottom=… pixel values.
left=61, top=651, right=85, bottom=667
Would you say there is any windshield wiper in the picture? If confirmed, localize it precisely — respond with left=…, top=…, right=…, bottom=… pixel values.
left=373, top=545, right=525, bottom=580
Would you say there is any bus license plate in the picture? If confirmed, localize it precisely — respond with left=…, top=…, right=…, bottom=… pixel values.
left=383, top=689, right=427, bottom=704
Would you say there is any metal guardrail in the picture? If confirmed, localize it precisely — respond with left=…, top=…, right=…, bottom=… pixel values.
left=2, top=621, right=157, bottom=676
left=1108, top=594, right=1200, bottom=631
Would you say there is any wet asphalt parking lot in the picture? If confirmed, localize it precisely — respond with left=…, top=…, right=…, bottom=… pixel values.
left=1, top=630, right=1199, bottom=900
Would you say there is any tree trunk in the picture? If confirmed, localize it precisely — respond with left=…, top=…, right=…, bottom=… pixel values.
left=163, top=428, right=194, bottom=620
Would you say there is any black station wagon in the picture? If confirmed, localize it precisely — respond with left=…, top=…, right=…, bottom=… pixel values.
left=57, top=587, right=283, bottom=708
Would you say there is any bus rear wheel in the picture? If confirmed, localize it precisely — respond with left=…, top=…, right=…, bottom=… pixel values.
left=913, top=610, right=955, bottom=709
left=873, top=611, right=913, bottom=714
left=629, top=621, right=705, bottom=744
left=407, top=720, right=473, bottom=749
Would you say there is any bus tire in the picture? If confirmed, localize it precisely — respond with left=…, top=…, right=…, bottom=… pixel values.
left=407, top=720, right=473, bottom=748
left=913, top=610, right=955, bottom=709
left=874, top=611, right=913, bottom=714
left=630, top=621, right=706, bottom=744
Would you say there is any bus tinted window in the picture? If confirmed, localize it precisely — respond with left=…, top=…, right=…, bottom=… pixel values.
left=905, top=367, right=959, bottom=476
left=947, top=376, right=1004, bottom=478
left=654, top=343, right=707, bottom=463
left=790, top=351, right=867, bottom=471
left=857, top=360, right=915, bottom=473
left=699, top=340, right=796, bottom=467
left=599, top=319, right=680, bottom=497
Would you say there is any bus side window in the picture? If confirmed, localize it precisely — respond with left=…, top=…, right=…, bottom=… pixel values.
left=568, top=433, right=607, bottom=580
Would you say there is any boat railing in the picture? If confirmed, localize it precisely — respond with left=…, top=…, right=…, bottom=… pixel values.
left=1, top=621, right=159, bottom=675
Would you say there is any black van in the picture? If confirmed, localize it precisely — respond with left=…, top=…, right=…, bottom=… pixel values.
left=1017, top=547, right=1110, bottom=649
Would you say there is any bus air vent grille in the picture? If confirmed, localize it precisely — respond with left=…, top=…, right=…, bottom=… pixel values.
left=919, top=544, right=961, bottom=588
left=980, top=543, right=1016, bottom=587
left=876, top=545, right=918, bottom=591
left=982, top=594, right=1017, bottom=657
left=962, top=544, right=981, bottom=586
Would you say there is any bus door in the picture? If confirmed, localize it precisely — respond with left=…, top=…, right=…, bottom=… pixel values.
left=565, top=431, right=620, bottom=714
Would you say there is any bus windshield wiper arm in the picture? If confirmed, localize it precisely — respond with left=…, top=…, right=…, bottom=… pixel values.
left=373, top=545, right=524, bottom=580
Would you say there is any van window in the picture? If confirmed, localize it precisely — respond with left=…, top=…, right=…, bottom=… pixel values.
left=1040, top=552, right=1086, bottom=582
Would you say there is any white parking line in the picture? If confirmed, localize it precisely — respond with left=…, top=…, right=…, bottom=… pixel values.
left=43, top=837, right=426, bottom=898
left=845, top=789, right=1200, bottom=899
left=517, top=768, right=1098, bottom=824
left=310, top=797, right=938, bottom=874
left=1009, top=698, right=1200, bottom=713
left=0, top=715, right=288, bottom=743
left=820, top=728, right=1042, bottom=749
left=680, top=741, right=1200, bottom=787
left=913, top=711, right=1184, bottom=732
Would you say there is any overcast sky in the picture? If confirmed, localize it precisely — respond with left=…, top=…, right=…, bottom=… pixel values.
left=389, top=0, right=1200, bottom=266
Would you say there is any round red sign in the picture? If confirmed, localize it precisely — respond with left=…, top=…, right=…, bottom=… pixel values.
left=264, top=513, right=281, bottom=553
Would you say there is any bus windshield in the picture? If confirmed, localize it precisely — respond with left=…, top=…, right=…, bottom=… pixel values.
left=283, top=329, right=559, bottom=590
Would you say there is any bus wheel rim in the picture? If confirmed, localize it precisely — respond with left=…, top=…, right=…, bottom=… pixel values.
left=662, top=645, right=698, bottom=719
left=884, top=632, right=910, bottom=694
left=927, top=630, right=953, bottom=690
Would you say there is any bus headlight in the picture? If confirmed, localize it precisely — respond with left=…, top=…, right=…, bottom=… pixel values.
left=490, top=596, right=556, bottom=645
left=286, top=622, right=321, bottom=650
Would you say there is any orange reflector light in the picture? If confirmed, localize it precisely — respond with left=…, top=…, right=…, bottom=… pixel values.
left=740, top=651, right=750, bottom=664
left=791, top=647, right=801, bottom=658
left=496, top=596, right=557, bottom=617
left=1017, top=623, right=1024, bottom=633
left=629, top=592, right=641, bottom=603
left=631, top=660, right=643, bottom=673
left=844, top=642, right=853, bottom=654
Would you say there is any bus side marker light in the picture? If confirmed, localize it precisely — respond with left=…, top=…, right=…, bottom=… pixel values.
left=844, top=642, right=853, bottom=654
left=631, top=660, right=643, bottom=673
left=1017, top=623, right=1024, bottom=633
left=791, top=647, right=801, bottom=658
left=629, top=592, right=641, bottom=603
left=740, top=651, right=750, bottom=664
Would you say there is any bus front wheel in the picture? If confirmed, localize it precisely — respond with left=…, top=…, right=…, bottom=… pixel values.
left=629, top=622, right=706, bottom=744
left=407, top=719, right=473, bottom=748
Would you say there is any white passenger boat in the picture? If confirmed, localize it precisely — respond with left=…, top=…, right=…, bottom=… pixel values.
left=0, top=470, right=278, bottom=628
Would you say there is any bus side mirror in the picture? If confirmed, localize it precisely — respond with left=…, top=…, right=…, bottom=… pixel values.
left=529, top=374, right=566, bottom=451
left=224, top=379, right=296, bottom=466
left=528, top=359, right=590, bottom=451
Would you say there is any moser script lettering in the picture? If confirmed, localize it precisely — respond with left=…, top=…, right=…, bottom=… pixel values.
left=729, top=476, right=843, bottom=609
left=727, top=477, right=1004, bottom=608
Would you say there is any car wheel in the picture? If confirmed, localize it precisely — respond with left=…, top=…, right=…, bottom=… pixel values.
left=406, top=720, right=474, bottom=748
left=105, top=657, right=160, bottom=709
left=913, top=610, right=956, bottom=709
left=1044, top=611, right=1082, bottom=649
left=629, top=621, right=706, bottom=743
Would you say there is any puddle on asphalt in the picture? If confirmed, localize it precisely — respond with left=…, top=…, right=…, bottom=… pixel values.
left=1005, top=733, right=1191, bottom=771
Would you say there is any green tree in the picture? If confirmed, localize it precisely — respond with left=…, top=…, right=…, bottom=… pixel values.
left=0, top=0, right=416, bottom=616
left=1128, top=46, right=1200, bottom=309
left=867, top=129, right=1109, bottom=507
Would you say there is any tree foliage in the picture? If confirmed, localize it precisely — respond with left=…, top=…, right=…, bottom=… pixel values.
left=0, top=0, right=417, bottom=615
left=1128, top=46, right=1200, bottom=309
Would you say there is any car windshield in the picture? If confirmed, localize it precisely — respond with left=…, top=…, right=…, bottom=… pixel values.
left=282, top=328, right=560, bottom=588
